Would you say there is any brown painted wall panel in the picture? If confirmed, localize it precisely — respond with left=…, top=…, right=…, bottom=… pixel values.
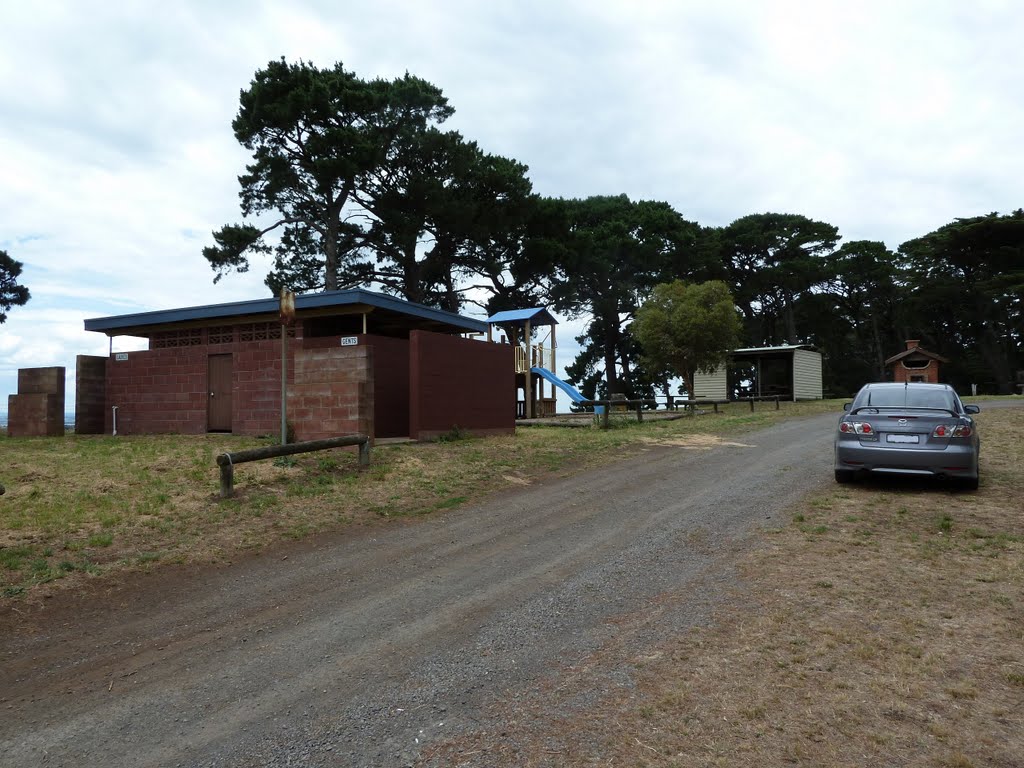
left=370, top=335, right=410, bottom=438
left=75, top=355, right=107, bottom=434
left=409, top=331, right=514, bottom=440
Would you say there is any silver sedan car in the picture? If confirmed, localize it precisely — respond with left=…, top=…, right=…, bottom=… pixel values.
left=834, top=382, right=980, bottom=489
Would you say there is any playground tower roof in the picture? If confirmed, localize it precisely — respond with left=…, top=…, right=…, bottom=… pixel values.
left=486, top=307, right=559, bottom=327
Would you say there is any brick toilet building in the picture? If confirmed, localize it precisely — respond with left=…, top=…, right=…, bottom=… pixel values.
left=80, top=289, right=514, bottom=441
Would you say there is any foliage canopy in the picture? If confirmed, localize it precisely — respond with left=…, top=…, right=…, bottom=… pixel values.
left=202, top=61, right=1024, bottom=398
left=632, top=280, right=742, bottom=398
left=0, top=249, right=31, bottom=323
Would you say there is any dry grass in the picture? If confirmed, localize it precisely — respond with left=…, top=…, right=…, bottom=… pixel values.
left=0, top=399, right=837, bottom=600
left=439, top=405, right=1024, bottom=767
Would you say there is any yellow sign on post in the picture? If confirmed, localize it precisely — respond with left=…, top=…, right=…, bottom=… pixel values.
left=279, top=289, right=296, bottom=326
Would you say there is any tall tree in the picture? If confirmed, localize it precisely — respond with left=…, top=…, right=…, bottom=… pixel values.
left=0, top=250, right=30, bottom=323
left=204, top=58, right=454, bottom=293
left=898, top=210, right=1024, bottom=393
left=632, top=280, right=742, bottom=398
left=536, top=195, right=707, bottom=396
left=354, top=131, right=534, bottom=311
left=816, top=240, right=908, bottom=386
left=714, top=213, right=839, bottom=345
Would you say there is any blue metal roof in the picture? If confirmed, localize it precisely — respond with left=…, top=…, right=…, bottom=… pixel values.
left=486, top=307, right=559, bottom=326
left=84, top=287, right=487, bottom=335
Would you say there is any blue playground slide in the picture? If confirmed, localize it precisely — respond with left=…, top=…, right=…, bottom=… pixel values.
left=530, top=367, right=605, bottom=414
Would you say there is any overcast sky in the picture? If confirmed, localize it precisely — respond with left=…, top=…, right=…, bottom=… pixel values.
left=2, top=0, right=1022, bottom=411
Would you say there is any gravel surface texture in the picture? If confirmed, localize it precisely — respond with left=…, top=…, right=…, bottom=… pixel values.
left=1, top=413, right=838, bottom=767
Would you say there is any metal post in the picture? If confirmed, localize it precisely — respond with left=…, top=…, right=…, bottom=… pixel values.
left=279, top=289, right=295, bottom=446
left=281, top=325, right=288, bottom=445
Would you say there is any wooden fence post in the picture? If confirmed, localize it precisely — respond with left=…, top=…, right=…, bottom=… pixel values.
left=220, top=461, right=234, bottom=499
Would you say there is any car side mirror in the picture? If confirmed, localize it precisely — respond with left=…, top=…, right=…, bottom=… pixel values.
left=964, top=404, right=980, bottom=414
left=842, top=402, right=852, bottom=412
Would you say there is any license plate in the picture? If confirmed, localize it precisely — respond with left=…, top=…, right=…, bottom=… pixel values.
left=886, top=434, right=920, bottom=444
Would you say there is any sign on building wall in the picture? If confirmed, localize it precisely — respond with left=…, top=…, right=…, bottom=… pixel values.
left=341, top=336, right=359, bottom=347
left=115, top=353, right=129, bottom=361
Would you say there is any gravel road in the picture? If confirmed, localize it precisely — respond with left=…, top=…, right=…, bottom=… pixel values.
left=1, top=412, right=838, bottom=767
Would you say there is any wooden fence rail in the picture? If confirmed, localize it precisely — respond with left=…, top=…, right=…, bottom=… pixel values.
left=738, top=396, right=781, bottom=411
left=670, top=396, right=780, bottom=412
left=579, top=399, right=659, bottom=428
left=667, top=398, right=731, bottom=413
left=216, top=434, right=370, bottom=498
left=579, top=395, right=781, bottom=429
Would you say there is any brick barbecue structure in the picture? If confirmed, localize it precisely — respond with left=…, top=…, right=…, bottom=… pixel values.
left=7, top=366, right=66, bottom=437
left=885, top=340, right=949, bottom=384
left=80, top=289, right=514, bottom=441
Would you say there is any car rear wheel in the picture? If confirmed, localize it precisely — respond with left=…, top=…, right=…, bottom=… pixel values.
left=834, top=469, right=857, bottom=484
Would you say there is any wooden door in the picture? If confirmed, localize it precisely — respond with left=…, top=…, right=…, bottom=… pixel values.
left=207, top=354, right=233, bottom=432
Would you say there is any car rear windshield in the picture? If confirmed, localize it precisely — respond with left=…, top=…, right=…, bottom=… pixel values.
left=857, top=388, right=955, bottom=410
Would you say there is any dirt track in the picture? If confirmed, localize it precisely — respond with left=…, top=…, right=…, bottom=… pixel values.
left=0, top=414, right=838, bottom=767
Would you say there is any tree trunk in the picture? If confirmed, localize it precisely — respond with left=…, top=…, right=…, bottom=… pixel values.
left=979, top=322, right=1013, bottom=394
left=681, top=369, right=694, bottom=400
left=783, top=290, right=798, bottom=344
left=618, top=346, right=634, bottom=396
left=401, top=234, right=423, bottom=303
left=602, top=317, right=622, bottom=395
left=870, top=313, right=886, bottom=380
left=324, top=209, right=339, bottom=292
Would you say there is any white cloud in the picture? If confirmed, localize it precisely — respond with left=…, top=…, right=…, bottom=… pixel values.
left=2, top=0, right=1023, bottom=411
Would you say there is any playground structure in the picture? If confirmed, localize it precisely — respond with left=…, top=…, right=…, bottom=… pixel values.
left=486, top=307, right=593, bottom=418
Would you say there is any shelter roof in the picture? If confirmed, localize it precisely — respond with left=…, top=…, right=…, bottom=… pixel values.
left=884, top=347, right=950, bottom=365
left=84, top=288, right=487, bottom=337
left=732, top=344, right=818, bottom=355
left=486, top=307, right=559, bottom=327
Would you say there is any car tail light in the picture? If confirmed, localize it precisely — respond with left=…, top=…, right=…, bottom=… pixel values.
left=933, top=424, right=972, bottom=438
left=840, top=421, right=874, bottom=435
